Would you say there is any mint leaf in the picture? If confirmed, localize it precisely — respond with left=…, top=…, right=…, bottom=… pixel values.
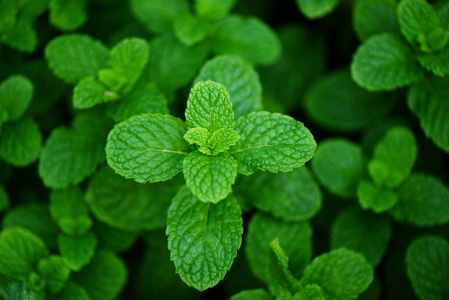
left=311, top=139, right=365, bottom=199
left=246, top=213, right=312, bottom=282
left=50, top=282, right=89, bottom=300
left=45, top=34, right=109, bottom=84
left=390, top=173, right=449, bottom=227
left=0, top=185, right=9, bottom=213
left=368, top=126, right=417, bottom=188
left=72, top=250, right=127, bottom=300
left=0, top=117, right=42, bottom=167
left=331, top=207, right=392, bottom=266
left=106, top=82, right=169, bottom=122
left=183, top=150, right=238, bottom=203
left=174, top=14, right=210, bottom=46
left=39, top=112, right=112, bottom=188
left=58, top=232, right=97, bottom=271
left=97, top=69, right=127, bottom=94
left=0, top=227, right=48, bottom=280
left=209, top=128, right=240, bottom=155
left=406, top=235, right=449, bottom=300
left=186, top=81, right=235, bottom=132
left=184, top=127, right=210, bottom=153
left=351, top=33, right=424, bottom=91
left=130, top=0, right=189, bottom=33
left=230, top=111, right=316, bottom=174
left=86, top=166, right=183, bottom=231
left=0, top=279, right=43, bottom=300
left=300, top=248, right=374, bottom=300
left=49, top=0, right=88, bottom=31
left=213, top=16, right=281, bottom=65
left=417, top=47, right=449, bottom=76
left=353, top=0, right=400, bottom=41
left=37, top=256, right=70, bottom=294
left=0, top=75, right=33, bottom=122
left=398, top=0, right=449, bottom=53
left=408, top=76, right=449, bottom=153
left=230, top=289, right=273, bottom=300
left=106, top=113, right=189, bottom=183
left=73, top=76, right=109, bottom=109
left=0, top=0, right=18, bottom=31
left=235, top=167, right=321, bottom=222
left=295, top=284, right=325, bottom=300
left=194, top=55, right=263, bottom=118
left=194, top=0, right=236, bottom=19
left=2, top=20, right=37, bottom=53
left=357, top=180, right=399, bottom=213
left=296, top=0, right=341, bottom=19
left=167, top=186, right=243, bottom=291
left=304, top=69, right=397, bottom=132
left=49, top=186, right=92, bottom=236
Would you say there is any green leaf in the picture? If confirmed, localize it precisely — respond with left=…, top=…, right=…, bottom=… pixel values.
left=130, top=0, right=189, bottom=33
left=0, top=227, right=49, bottom=280
left=230, top=111, right=316, bottom=174
left=296, top=0, right=341, bottom=19
left=86, top=166, right=183, bottom=231
left=235, top=167, right=321, bottom=222
left=49, top=186, right=92, bottom=236
left=390, top=173, right=449, bottom=227
left=50, top=281, right=89, bottom=300
left=184, top=127, right=210, bottom=152
left=185, top=80, right=235, bottom=132
left=194, top=55, right=263, bottom=118
left=106, top=82, right=169, bottom=122
left=353, top=0, right=400, bottom=41
left=49, top=0, right=88, bottom=31
left=311, top=139, right=365, bottom=199
left=245, top=213, right=312, bottom=282
left=58, top=232, right=97, bottom=271
left=39, top=111, right=112, bottom=188
left=304, top=69, right=397, bottom=132
left=0, top=117, right=42, bottom=167
left=73, top=76, right=108, bottom=109
left=351, top=33, right=424, bottom=91
left=194, top=0, right=236, bottom=19
left=230, top=289, right=273, bottom=300
left=174, top=14, right=210, bottom=46
left=0, top=278, right=43, bottom=300
left=37, top=256, right=70, bottom=294
left=295, top=285, right=325, bottom=300
left=418, top=46, right=449, bottom=76
left=45, top=34, right=109, bottom=84
left=183, top=150, right=238, bottom=203
left=0, top=75, right=33, bottom=122
left=398, top=0, right=449, bottom=53
left=213, top=16, right=281, bottom=65
left=2, top=20, right=37, bottom=53
left=300, top=248, right=374, bottom=300
left=0, top=185, right=9, bottom=213
left=105, top=113, right=189, bottom=183
left=0, top=0, right=18, bottom=31
left=72, top=250, right=127, bottom=300
left=97, top=69, right=127, bottom=94
left=408, top=76, right=449, bottom=153
left=357, top=180, right=399, bottom=213
left=368, top=126, right=417, bottom=188
left=331, top=207, right=392, bottom=266
left=166, top=186, right=243, bottom=291
left=209, top=127, right=240, bottom=155
left=406, top=235, right=449, bottom=300
left=92, top=221, right=138, bottom=253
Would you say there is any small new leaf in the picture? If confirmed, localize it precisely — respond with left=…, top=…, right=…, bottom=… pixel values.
left=0, top=75, right=33, bottom=122
left=296, top=0, right=341, bottom=19
left=37, top=255, right=70, bottom=294
left=357, top=180, right=399, bottom=213
left=209, top=127, right=240, bottom=155
left=184, top=127, right=210, bottom=154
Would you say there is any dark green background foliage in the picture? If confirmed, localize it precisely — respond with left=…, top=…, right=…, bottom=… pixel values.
left=0, top=0, right=449, bottom=299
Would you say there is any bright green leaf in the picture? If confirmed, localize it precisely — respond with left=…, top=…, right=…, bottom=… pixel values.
left=0, top=75, right=33, bottom=122
left=418, top=47, right=449, bottom=76
left=49, top=0, right=88, bottom=31
left=97, top=69, right=127, bottom=94
left=295, top=284, right=325, bottom=300
left=174, top=14, right=210, bottom=46
left=73, top=76, right=108, bottom=109
left=184, top=127, right=210, bottom=152
left=209, top=127, right=240, bottom=155
left=58, top=232, right=97, bottom=271
left=357, top=180, right=399, bottom=213
left=194, top=0, right=236, bottom=19
left=296, top=0, right=341, bottom=19
left=37, top=256, right=70, bottom=294
left=2, top=20, right=37, bottom=53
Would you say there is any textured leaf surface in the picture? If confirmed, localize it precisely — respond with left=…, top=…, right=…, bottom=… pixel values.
left=106, top=113, right=189, bottom=183
left=213, top=16, right=281, bottom=65
left=39, top=112, right=112, bottom=188
left=296, top=0, right=340, bottom=19
left=73, top=76, right=106, bottom=109
left=235, top=167, right=321, bottom=222
left=300, top=248, right=374, bottom=300
left=311, top=139, right=365, bottom=198
left=246, top=213, right=312, bottom=282
left=72, top=250, right=127, bottom=300
left=351, top=33, right=424, bottom=91
left=167, top=186, right=243, bottom=291
left=0, top=75, right=33, bottom=121
left=331, top=207, right=391, bottom=266
left=195, top=55, right=262, bottom=118
left=209, top=128, right=240, bottom=155
left=49, top=186, right=92, bottom=236
left=406, top=235, right=449, bottom=300
left=230, top=289, right=273, bottom=300
left=353, top=0, right=400, bottom=41
left=304, top=69, right=396, bottom=132
left=45, top=34, right=108, bottom=84
left=0, top=279, right=43, bottom=300
left=49, top=0, right=88, bottom=31
left=174, top=14, right=210, bottom=46
left=58, top=232, right=97, bottom=271
left=0, top=118, right=42, bottom=167
left=296, top=284, right=325, bottom=300
left=418, top=47, right=449, bottom=76
left=86, top=166, right=183, bottom=231
left=390, top=173, right=449, bottom=227
left=0, top=227, right=48, bottom=280
left=37, top=256, right=70, bottom=294
left=368, top=126, right=417, bottom=188
left=408, top=76, right=449, bottom=153
left=195, top=0, right=236, bottom=19
left=230, top=111, right=316, bottom=174
left=186, top=81, right=235, bottom=133
left=357, top=180, right=399, bottom=213
left=184, top=127, right=210, bottom=151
